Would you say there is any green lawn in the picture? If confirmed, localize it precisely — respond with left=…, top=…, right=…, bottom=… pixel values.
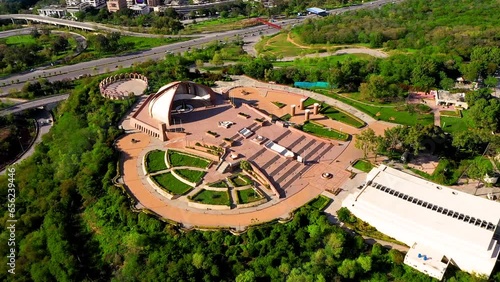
left=302, top=121, right=350, bottom=141
left=5, top=35, right=37, bottom=45
left=255, top=33, right=321, bottom=57
left=441, top=111, right=472, bottom=133
left=308, top=195, right=331, bottom=210
left=303, top=97, right=322, bottom=108
left=237, top=188, right=263, bottom=204
left=272, top=101, right=286, bottom=108
left=192, top=189, right=230, bottom=205
left=320, top=105, right=365, bottom=128
left=168, top=150, right=210, bottom=168
left=181, top=16, right=259, bottom=35
left=280, top=113, right=292, bottom=121
left=208, top=180, right=228, bottom=188
left=231, top=174, right=252, bottom=187
left=145, top=150, right=167, bottom=173
left=119, top=36, right=185, bottom=50
left=322, top=92, right=434, bottom=126
left=152, top=173, right=192, bottom=195
left=273, top=53, right=373, bottom=68
left=175, top=169, right=206, bottom=183
left=353, top=159, right=374, bottom=173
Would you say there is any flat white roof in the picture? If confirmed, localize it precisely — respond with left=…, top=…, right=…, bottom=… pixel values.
left=343, top=165, right=500, bottom=278
left=405, top=243, right=449, bottom=280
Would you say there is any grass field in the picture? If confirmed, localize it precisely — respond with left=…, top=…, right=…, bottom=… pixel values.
left=320, top=105, right=365, bottom=128
left=353, top=159, right=373, bottom=173
left=237, top=188, right=262, bottom=204
left=308, top=195, right=331, bottom=210
left=175, top=169, right=206, bottom=183
left=145, top=150, right=167, bottom=173
left=119, top=36, right=186, bottom=50
left=5, top=35, right=37, bottom=45
left=168, top=150, right=210, bottom=168
left=303, top=97, right=322, bottom=108
left=192, top=189, right=230, bottom=205
left=322, top=92, right=434, bottom=126
left=153, top=173, right=192, bottom=195
left=302, top=121, right=350, bottom=141
left=441, top=111, right=472, bottom=133
left=231, top=174, right=252, bottom=187
left=181, top=16, right=260, bottom=34
left=274, top=53, right=373, bottom=68
left=255, top=33, right=321, bottom=57
left=280, top=113, right=292, bottom=121
left=272, top=101, right=286, bottom=108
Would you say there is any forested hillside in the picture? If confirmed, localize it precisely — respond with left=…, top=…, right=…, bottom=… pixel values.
left=296, top=0, right=500, bottom=58
left=0, top=55, right=488, bottom=281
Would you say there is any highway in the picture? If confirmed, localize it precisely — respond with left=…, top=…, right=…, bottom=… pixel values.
left=0, top=94, right=69, bottom=116
left=0, top=0, right=404, bottom=97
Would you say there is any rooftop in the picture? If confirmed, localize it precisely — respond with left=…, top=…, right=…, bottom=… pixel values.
left=343, top=165, right=500, bottom=278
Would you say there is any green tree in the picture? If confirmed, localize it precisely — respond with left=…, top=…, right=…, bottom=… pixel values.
left=355, top=128, right=378, bottom=159
left=236, top=270, right=256, bottom=282
left=337, top=259, right=360, bottom=279
left=484, top=76, right=498, bottom=88
left=211, top=52, right=224, bottom=66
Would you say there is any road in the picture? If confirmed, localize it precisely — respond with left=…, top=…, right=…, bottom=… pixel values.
left=0, top=94, right=69, bottom=116
left=0, top=0, right=404, bottom=97
left=0, top=110, right=53, bottom=175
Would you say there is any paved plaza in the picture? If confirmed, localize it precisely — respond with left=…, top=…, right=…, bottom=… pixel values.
left=117, top=85, right=365, bottom=229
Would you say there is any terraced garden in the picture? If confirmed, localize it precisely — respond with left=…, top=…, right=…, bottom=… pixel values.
left=168, top=150, right=210, bottom=168
left=152, top=172, right=192, bottom=195
left=191, top=189, right=231, bottom=206
left=237, top=188, right=263, bottom=204
left=145, top=150, right=167, bottom=173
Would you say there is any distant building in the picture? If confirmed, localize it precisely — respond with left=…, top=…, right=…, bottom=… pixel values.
left=66, top=0, right=81, bottom=6
left=147, top=0, right=162, bottom=7
left=433, top=90, right=468, bottom=109
left=107, top=0, right=128, bottom=12
left=82, top=0, right=107, bottom=8
left=129, top=4, right=150, bottom=14
left=66, top=2, right=91, bottom=18
left=38, top=5, right=67, bottom=17
left=306, top=7, right=328, bottom=17
left=343, top=165, right=500, bottom=280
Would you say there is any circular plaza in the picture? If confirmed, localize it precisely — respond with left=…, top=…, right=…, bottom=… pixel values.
left=99, top=73, right=148, bottom=100
left=116, top=79, right=381, bottom=231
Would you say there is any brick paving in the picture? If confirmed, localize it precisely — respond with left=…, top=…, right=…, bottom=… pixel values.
left=116, top=81, right=394, bottom=229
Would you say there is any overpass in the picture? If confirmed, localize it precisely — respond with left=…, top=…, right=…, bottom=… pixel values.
left=0, top=14, right=196, bottom=38
left=0, top=94, right=69, bottom=116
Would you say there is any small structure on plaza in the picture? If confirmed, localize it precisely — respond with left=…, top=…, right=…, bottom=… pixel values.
left=432, top=90, right=468, bottom=109
left=130, top=81, right=216, bottom=141
left=99, top=73, right=148, bottom=100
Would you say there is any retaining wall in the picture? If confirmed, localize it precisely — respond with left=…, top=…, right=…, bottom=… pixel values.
left=146, top=176, right=174, bottom=200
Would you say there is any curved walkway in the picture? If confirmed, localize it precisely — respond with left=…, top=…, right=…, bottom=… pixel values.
left=118, top=131, right=349, bottom=230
